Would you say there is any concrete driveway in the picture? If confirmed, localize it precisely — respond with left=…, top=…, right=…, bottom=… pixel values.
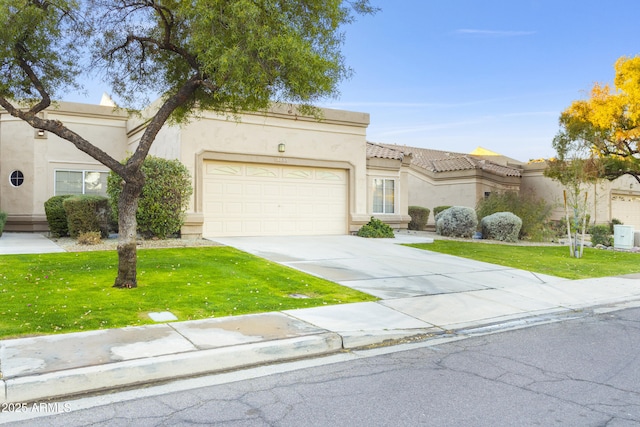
left=213, top=234, right=562, bottom=299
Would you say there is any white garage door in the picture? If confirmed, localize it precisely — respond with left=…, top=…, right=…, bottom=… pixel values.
left=203, top=161, right=348, bottom=237
left=611, top=194, right=640, bottom=229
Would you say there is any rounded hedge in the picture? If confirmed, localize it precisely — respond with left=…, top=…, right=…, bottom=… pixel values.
left=44, top=195, right=74, bottom=237
left=480, top=211, right=522, bottom=243
left=108, top=156, right=193, bottom=239
left=435, top=206, right=477, bottom=238
left=408, top=206, right=430, bottom=231
left=63, top=195, right=110, bottom=238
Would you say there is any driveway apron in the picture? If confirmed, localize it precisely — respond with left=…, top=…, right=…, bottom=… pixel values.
left=212, top=234, right=560, bottom=299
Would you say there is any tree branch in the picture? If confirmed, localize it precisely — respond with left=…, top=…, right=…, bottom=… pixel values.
left=0, top=97, right=126, bottom=176
left=126, top=74, right=202, bottom=172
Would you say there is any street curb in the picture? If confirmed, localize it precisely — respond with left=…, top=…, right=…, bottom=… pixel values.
left=2, top=332, right=342, bottom=403
left=339, top=328, right=444, bottom=349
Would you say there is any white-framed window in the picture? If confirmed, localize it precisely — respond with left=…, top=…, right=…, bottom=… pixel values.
left=10, top=170, right=25, bottom=187
left=373, top=178, right=395, bottom=214
left=55, top=170, right=109, bottom=196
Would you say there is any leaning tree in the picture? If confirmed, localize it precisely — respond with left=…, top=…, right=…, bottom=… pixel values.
left=0, top=0, right=376, bottom=288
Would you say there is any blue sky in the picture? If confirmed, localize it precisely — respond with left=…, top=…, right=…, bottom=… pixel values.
left=64, top=0, right=640, bottom=162
left=321, top=0, right=640, bottom=161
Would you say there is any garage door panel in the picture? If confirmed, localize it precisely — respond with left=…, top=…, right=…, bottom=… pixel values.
left=611, top=195, right=640, bottom=229
left=243, top=202, right=262, bottom=215
left=245, top=184, right=262, bottom=197
left=224, top=183, right=243, bottom=195
left=205, top=201, right=224, bottom=215
left=263, top=186, right=281, bottom=197
left=203, top=161, right=347, bottom=237
left=224, top=221, right=243, bottom=233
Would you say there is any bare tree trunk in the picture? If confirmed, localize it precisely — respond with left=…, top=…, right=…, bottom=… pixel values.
left=113, top=178, right=144, bottom=288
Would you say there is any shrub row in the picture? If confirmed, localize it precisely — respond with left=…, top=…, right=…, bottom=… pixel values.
left=476, top=191, right=551, bottom=240
left=45, top=157, right=193, bottom=241
left=44, top=195, right=110, bottom=238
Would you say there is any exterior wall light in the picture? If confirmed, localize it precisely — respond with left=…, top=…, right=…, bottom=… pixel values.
left=37, top=129, right=45, bottom=137
left=278, top=143, right=286, bottom=153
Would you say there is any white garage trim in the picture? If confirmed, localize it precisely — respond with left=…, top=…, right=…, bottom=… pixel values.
left=202, top=160, right=348, bottom=237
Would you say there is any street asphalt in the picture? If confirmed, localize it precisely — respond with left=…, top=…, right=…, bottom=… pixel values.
left=2, top=231, right=640, bottom=403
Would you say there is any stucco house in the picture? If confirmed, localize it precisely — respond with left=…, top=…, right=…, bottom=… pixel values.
left=520, top=162, right=640, bottom=230
left=368, top=143, right=640, bottom=231
left=2, top=99, right=638, bottom=237
left=371, top=143, right=522, bottom=223
left=1, top=100, right=414, bottom=237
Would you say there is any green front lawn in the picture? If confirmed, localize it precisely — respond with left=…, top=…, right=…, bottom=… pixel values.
left=0, top=247, right=376, bottom=339
left=406, top=240, right=640, bottom=280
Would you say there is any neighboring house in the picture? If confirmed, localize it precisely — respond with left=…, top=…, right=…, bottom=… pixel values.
left=520, top=161, right=640, bottom=230
left=0, top=103, right=129, bottom=232
left=373, top=143, right=522, bottom=224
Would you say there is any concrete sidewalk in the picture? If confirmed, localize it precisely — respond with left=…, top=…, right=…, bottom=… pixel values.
left=0, top=232, right=65, bottom=255
left=2, top=233, right=640, bottom=404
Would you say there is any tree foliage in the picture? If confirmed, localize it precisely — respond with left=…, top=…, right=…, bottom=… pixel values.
left=0, top=0, right=375, bottom=288
left=555, top=55, right=640, bottom=183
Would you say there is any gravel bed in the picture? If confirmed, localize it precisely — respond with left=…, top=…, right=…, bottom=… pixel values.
left=48, top=236, right=222, bottom=252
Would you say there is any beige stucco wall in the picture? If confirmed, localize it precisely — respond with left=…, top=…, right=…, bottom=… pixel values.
left=407, top=167, right=520, bottom=224
left=126, top=103, right=371, bottom=237
left=521, top=163, right=640, bottom=228
left=0, top=103, right=128, bottom=231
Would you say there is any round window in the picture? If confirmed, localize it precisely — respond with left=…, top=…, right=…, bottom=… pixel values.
left=10, top=170, right=24, bottom=187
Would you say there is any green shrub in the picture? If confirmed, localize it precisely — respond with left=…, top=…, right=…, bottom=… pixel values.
left=556, top=213, right=592, bottom=237
left=436, top=206, right=477, bottom=238
left=357, top=217, right=395, bottom=238
left=408, top=206, right=430, bottom=231
left=0, top=210, right=7, bottom=237
left=433, top=205, right=452, bottom=220
left=480, top=212, right=522, bottom=243
left=476, top=191, right=552, bottom=240
left=44, top=195, right=74, bottom=237
left=108, top=156, right=193, bottom=239
left=609, top=218, right=623, bottom=234
left=63, top=196, right=110, bottom=239
left=589, top=224, right=613, bottom=247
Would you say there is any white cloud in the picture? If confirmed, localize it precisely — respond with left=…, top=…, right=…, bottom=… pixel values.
left=455, top=29, right=536, bottom=37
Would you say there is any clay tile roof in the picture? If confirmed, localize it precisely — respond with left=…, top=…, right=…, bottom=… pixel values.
left=376, top=143, right=521, bottom=178
left=366, top=142, right=405, bottom=161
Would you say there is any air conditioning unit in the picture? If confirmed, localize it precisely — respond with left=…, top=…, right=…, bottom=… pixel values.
left=614, top=225, right=634, bottom=249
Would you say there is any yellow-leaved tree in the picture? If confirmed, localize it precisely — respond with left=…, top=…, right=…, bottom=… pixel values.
left=554, top=56, right=640, bottom=184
